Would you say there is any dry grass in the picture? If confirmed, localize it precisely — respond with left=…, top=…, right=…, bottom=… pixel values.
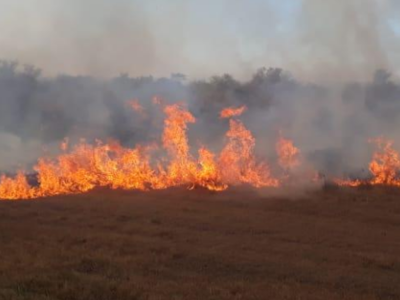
left=0, top=187, right=400, bottom=300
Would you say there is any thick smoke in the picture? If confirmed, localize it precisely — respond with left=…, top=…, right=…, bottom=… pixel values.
left=0, top=0, right=398, bottom=80
left=1, top=60, right=400, bottom=179
left=294, top=0, right=392, bottom=81
left=0, top=0, right=399, bottom=177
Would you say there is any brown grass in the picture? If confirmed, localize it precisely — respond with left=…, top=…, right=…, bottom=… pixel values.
left=0, top=187, right=400, bottom=300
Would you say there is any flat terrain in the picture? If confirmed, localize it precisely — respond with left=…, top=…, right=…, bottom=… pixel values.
left=0, top=187, right=400, bottom=300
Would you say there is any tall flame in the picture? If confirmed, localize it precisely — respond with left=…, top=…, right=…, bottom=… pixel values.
left=0, top=101, right=267, bottom=200
left=219, top=106, right=278, bottom=187
left=7, top=99, right=387, bottom=200
left=158, top=103, right=197, bottom=188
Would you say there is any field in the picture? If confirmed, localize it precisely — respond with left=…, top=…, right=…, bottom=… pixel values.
left=0, top=187, right=400, bottom=300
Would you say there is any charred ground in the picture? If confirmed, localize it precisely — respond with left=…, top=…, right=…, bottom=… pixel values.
left=0, top=187, right=399, bottom=300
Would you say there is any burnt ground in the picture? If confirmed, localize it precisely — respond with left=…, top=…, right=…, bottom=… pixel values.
left=0, top=187, right=399, bottom=300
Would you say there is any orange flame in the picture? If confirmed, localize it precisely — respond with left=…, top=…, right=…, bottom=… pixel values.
left=369, top=138, right=400, bottom=186
left=219, top=110, right=278, bottom=187
left=197, top=147, right=227, bottom=191
left=0, top=172, right=33, bottom=200
left=0, top=101, right=327, bottom=200
left=159, top=103, right=197, bottom=187
left=276, top=132, right=300, bottom=171
left=127, top=99, right=145, bottom=114
left=220, top=105, right=247, bottom=119
left=336, top=138, right=400, bottom=187
left=4, top=103, right=400, bottom=200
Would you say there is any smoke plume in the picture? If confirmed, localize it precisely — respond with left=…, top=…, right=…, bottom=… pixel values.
left=0, top=0, right=400, bottom=178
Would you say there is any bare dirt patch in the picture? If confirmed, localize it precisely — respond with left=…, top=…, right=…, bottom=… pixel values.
left=0, top=187, right=399, bottom=300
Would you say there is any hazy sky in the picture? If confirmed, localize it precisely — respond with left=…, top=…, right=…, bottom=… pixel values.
left=0, top=0, right=399, bottom=80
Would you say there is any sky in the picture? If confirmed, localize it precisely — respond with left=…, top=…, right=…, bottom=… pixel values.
left=0, top=0, right=399, bottom=81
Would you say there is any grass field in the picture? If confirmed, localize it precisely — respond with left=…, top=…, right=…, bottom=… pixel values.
left=0, top=187, right=399, bottom=300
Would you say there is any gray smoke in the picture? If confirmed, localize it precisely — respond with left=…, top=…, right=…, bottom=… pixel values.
left=0, top=0, right=400, bottom=178
left=0, top=0, right=398, bottom=80
left=1, top=61, right=400, bottom=178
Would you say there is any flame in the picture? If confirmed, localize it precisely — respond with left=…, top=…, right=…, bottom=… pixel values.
left=1, top=100, right=354, bottom=201
left=219, top=108, right=278, bottom=187
left=220, top=105, right=247, bottom=119
left=127, top=99, right=145, bottom=114
left=158, top=103, right=197, bottom=188
left=369, top=138, right=400, bottom=186
left=334, top=178, right=362, bottom=187
left=60, top=138, right=69, bottom=151
left=197, top=147, right=227, bottom=191
left=336, top=138, right=400, bottom=187
left=0, top=172, right=33, bottom=200
left=4, top=100, right=400, bottom=200
left=276, top=132, right=300, bottom=171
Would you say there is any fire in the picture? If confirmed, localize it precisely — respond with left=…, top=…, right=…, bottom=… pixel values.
left=220, top=105, right=247, bottom=119
left=0, top=101, right=280, bottom=200
left=336, top=138, right=400, bottom=187
left=127, top=99, right=145, bottom=114
left=219, top=119, right=278, bottom=187
left=276, top=132, right=300, bottom=171
left=197, top=147, right=227, bottom=191
left=219, top=105, right=278, bottom=187
left=334, top=178, right=362, bottom=187
left=158, top=103, right=197, bottom=188
left=0, top=172, right=33, bottom=200
left=369, top=138, right=400, bottom=186
left=6, top=99, right=399, bottom=200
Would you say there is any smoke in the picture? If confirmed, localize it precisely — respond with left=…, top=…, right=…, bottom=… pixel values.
left=0, top=1, right=400, bottom=178
left=0, top=0, right=398, bottom=80
left=1, top=60, right=400, bottom=179
left=293, top=0, right=390, bottom=81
